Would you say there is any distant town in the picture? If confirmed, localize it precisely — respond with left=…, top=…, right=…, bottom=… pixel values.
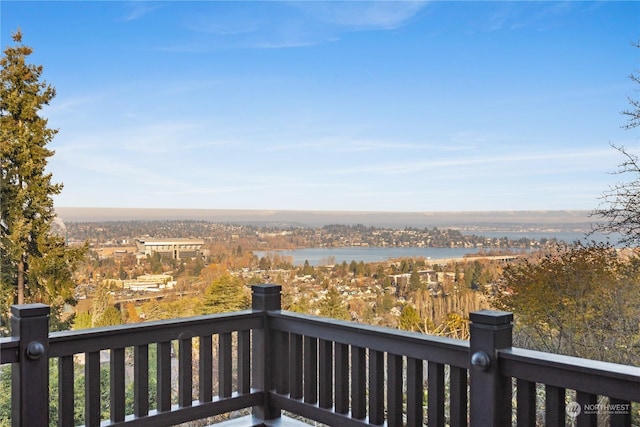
left=63, top=219, right=575, bottom=254
left=59, top=217, right=592, bottom=333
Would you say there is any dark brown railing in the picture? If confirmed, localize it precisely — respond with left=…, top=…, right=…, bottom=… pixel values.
left=1, top=284, right=639, bottom=426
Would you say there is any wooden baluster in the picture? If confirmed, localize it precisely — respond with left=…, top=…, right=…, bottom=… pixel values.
left=318, top=339, right=333, bottom=409
left=303, top=336, right=318, bottom=404
left=199, top=335, right=213, bottom=402
left=85, top=351, right=101, bottom=427
left=609, top=397, right=632, bottom=427
left=110, top=348, right=126, bottom=422
left=575, top=391, right=597, bottom=427
left=545, top=385, right=565, bottom=426
left=334, top=342, right=349, bottom=414
left=387, top=354, right=403, bottom=427
left=179, top=337, right=193, bottom=407
left=58, top=355, right=75, bottom=426
left=369, top=349, right=385, bottom=425
left=427, top=361, right=444, bottom=427
left=219, top=332, right=232, bottom=398
left=449, top=366, right=468, bottom=427
left=134, top=344, right=149, bottom=417
left=238, top=330, right=251, bottom=394
left=516, top=379, right=536, bottom=427
left=274, top=330, right=290, bottom=395
left=156, top=341, right=172, bottom=412
left=351, top=346, right=366, bottom=419
left=290, top=333, right=303, bottom=399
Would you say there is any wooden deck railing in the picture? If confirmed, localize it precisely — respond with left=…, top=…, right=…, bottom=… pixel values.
left=1, top=284, right=639, bottom=426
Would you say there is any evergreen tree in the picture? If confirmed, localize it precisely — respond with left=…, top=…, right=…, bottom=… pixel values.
left=409, top=270, right=423, bottom=292
left=201, top=274, right=249, bottom=314
left=318, top=286, right=349, bottom=320
left=0, top=30, right=87, bottom=332
left=72, top=311, right=93, bottom=330
left=349, top=260, right=358, bottom=275
left=301, top=259, right=314, bottom=276
left=398, top=305, right=423, bottom=332
left=91, top=285, right=122, bottom=327
left=355, top=260, right=366, bottom=277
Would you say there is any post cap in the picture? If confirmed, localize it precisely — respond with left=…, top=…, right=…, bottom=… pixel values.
left=251, top=284, right=282, bottom=294
left=469, top=310, right=513, bottom=325
left=11, top=304, right=50, bottom=318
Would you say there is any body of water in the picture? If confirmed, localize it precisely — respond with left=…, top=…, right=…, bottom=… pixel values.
left=255, top=232, right=618, bottom=266
left=461, top=230, right=618, bottom=244
left=255, top=247, right=517, bottom=266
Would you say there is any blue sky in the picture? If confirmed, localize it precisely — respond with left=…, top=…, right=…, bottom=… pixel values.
left=2, top=1, right=639, bottom=212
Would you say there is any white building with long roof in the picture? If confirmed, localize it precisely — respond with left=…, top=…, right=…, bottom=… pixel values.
left=135, top=238, right=204, bottom=260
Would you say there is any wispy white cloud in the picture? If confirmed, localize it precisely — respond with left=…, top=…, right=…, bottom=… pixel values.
left=481, top=1, right=583, bottom=33
left=167, top=1, right=429, bottom=52
left=264, top=137, right=437, bottom=153
left=157, top=178, right=344, bottom=196
left=53, top=148, right=184, bottom=190
left=44, top=94, right=107, bottom=116
left=250, top=35, right=340, bottom=50
left=263, top=141, right=333, bottom=152
left=185, top=10, right=262, bottom=36
left=120, top=122, right=206, bottom=153
left=336, top=140, right=435, bottom=152
left=59, top=120, right=233, bottom=155
left=292, top=1, right=428, bottom=30
left=171, top=3, right=331, bottom=50
left=323, top=147, right=617, bottom=177
left=121, top=2, right=164, bottom=22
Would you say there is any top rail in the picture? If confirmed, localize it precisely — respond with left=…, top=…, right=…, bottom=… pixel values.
left=269, top=310, right=470, bottom=368
left=48, top=310, right=261, bottom=357
left=500, top=347, right=640, bottom=402
left=0, top=337, right=19, bottom=363
left=0, top=310, right=262, bottom=363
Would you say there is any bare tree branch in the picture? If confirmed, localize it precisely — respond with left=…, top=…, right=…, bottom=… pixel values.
left=590, top=40, right=640, bottom=246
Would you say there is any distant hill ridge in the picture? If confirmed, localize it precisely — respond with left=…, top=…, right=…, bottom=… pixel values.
left=54, top=207, right=595, bottom=230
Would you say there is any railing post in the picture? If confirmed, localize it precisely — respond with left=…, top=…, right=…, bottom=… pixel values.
left=11, top=304, right=50, bottom=427
left=251, top=284, right=282, bottom=422
left=469, top=310, right=513, bottom=427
